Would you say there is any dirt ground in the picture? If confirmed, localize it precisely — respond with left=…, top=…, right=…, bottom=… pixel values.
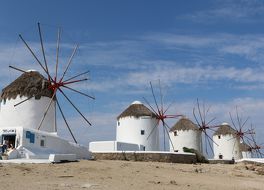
left=0, top=160, right=263, bottom=190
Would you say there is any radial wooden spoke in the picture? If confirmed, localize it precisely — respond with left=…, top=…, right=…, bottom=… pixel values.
left=143, top=97, right=159, bottom=116
left=150, top=81, right=160, bottom=114
left=62, top=85, right=95, bottom=100
left=19, top=34, right=53, bottom=82
left=54, top=102, right=57, bottom=132
left=158, top=79, right=164, bottom=113
left=204, top=131, right=219, bottom=146
left=164, top=114, right=183, bottom=118
left=55, top=27, right=61, bottom=81
left=9, top=65, right=26, bottom=73
left=164, top=122, right=175, bottom=151
left=37, top=91, right=57, bottom=130
left=14, top=96, right=34, bottom=107
left=205, top=117, right=216, bottom=126
left=63, top=70, right=90, bottom=83
left=60, top=44, right=79, bottom=82
left=205, top=105, right=211, bottom=118
left=146, top=120, right=159, bottom=140
left=196, top=99, right=204, bottom=126
left=162, top=125, right=166, bottom=150
left=57, top=99, right=77, bottom=143
left=229, top=112, right=238, bottom=131
left=204, top=134, right=208, bottom=155
left=202, top=101, right=206, bottom=125
left=241, top=116, right=249, bottom=130
left=235, top=106, right=242, bottom=129
left=193, top=108, right=202, bottom=128
left=243, top=135, right=253, bottom=142
left=37, top=22, right=49, bottom=78
left=207, top=127, right=217, bottom=132
left=58, top=88, right=91, bottom=126
left=62, top=78, right=88, bottom=85
left=164, top=101, right=174, bottom=114
left=205, top=132, right=214, bottom=155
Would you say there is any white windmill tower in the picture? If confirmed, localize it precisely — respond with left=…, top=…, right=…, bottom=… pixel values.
left=169, top=117, right=202, bottom=153
left=213, top=123, right=241, bottom=160
left=116, top=101, right=159, bottom=151
left=0, top=71, right=56, bottom=133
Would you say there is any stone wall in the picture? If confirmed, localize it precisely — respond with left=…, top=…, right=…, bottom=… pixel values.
left=92, top=152, right=197, bottom=164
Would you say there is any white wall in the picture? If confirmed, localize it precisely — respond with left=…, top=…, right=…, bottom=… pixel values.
left=89, top=141, right=143, bottom=152
left=169, top=130, right=202, bottom=153
left=0, top=127, right=90, bottom=159
left=116, top=116, right=159, bottom=151
left=242, top=151, right=252, bottom=159
left=0, top=96, right=56, bottom=133
left=213, top=134, right=242, bottom=160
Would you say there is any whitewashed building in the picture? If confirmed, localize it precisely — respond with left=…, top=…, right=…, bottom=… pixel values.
left=169, top=117, right=202, bottom=153
left=213, top=123, right=242, bottom=160
left=116, top=101, right=159, bottom=151
left=89, top=101, right=159, bottom=152
left=0, top=71, right=90, bottom=161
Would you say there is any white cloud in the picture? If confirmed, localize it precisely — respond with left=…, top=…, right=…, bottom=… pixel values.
left=180, top=0, right=264, bottom=23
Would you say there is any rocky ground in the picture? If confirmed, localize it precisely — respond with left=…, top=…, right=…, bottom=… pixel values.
left=0, top=160, right=263, bottom=190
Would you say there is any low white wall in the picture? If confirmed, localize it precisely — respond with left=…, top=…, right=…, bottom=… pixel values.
left=0, top=127, right=91, bottom=159
left=89, top=141, right=143, bottom=152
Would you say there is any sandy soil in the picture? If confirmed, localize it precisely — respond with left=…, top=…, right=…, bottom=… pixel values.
left=0, top=160, right=263, bottom=190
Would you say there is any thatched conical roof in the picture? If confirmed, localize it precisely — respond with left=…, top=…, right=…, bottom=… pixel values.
left=240, top=143, right=251, bottom=152
left=213, top=123, right=236, bottom=136
left=117, top=101, right=156, bottom=120
left=1, top=71, right=53, bottom=101
left=170, top=117, right=198, bottom=132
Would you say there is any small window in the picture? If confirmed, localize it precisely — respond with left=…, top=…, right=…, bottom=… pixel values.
left=117, top=121, right=120, bottom=126
left=218, top=135, right=221, bottom=139
left=40, top=139, right=45, bottom=147
left=174, top=131, right=177, bottom=136
left=141, top=130, right=145, bottom=135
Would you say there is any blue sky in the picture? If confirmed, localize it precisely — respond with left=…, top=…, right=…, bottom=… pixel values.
left=0, top=0, right=264, bottom=151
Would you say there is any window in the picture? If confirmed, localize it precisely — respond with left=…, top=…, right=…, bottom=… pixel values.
left=141, top=130, right=145, bottom=135
left=117, top=121, right=120, bottom=126
left=218, top=135, right=221, bottom=139
left=174, top=131, right=177, bottom=136
left=40, top=139, right=45, bottom=147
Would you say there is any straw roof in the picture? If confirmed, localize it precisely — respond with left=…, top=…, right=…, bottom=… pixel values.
left=213, top=123, right=236, bottom=136
left=1, top=71, right=53, bottom=102
left=240, top=143, right=251, bottom=152
left=170, top=117, right=198, bottom=132
left=117, top=101, right=156, bottom=120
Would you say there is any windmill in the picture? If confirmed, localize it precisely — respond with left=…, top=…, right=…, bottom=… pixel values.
left=229, top=106, right=254, bottom=144
left=9, top=23, right=95, bottom=144
left=143, top=80, right=182, bottom=151
left=193, top=99, right=219, bottom=155
left=246, top=125, right=264, bottom=158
